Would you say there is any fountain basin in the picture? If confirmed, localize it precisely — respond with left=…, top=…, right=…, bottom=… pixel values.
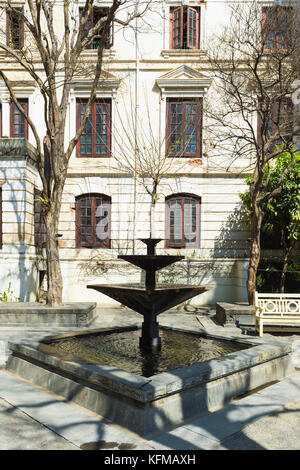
left=5, top=326, right=294, bottom=436
left=118, top=255, right=184, bottom=271
left=87, top=284, right=211, bottom=316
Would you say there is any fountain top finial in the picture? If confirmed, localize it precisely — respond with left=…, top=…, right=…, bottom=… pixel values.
left=139, top=238, right=164, bottom=255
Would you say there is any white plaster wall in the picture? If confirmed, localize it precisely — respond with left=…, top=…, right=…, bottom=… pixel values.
left=57, top=254, right=249, bottom=306
left=0, top=0, right=257, bottom=306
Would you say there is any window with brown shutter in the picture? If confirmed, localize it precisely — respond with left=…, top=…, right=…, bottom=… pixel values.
left=170, top=6, right=200, bottom=50
left=6, top=7, right=24, bottom=50
left=10, top=99, right=28, bottom=139
left=166, top=98, right=202, bottom=158
left=79, top=7, right=113, bottom=50
left=76, top=99, right=111, bottom=158
left=165, top=194, right=201, bottom=248
left=262, top=6, right=292, bottom=50
left=75, top=194, right=111, bottom=248
left=257, top=98, right=293, bottom=149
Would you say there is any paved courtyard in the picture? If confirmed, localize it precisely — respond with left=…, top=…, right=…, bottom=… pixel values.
left=1, top=307, right=300, bottom=451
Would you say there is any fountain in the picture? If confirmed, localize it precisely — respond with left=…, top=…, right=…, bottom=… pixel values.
left=87, top=238, right=211, bottom=350
left=4, top=239, right=294, bottom=436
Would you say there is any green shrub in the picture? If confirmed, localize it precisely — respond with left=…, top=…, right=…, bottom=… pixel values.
left=0, top=282, right=19, bottom=302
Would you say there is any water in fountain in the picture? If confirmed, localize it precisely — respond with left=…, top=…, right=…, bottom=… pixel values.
left=40, top=327, right=248, bottom=377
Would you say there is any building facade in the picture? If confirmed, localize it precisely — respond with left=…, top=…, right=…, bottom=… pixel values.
left=0, top=0, right=258, bottom=306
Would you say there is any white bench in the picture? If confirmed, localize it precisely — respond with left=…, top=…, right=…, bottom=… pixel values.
left=255, top=292, right=300, bottom=336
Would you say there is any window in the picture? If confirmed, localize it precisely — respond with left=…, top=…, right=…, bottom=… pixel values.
left=80, top=7, right=113, bottom=49
left=34, top=190, right=46, bottom=248
left=257, top=99, right=293, bottom=148
left=166, top=98, right=202, bottom=158
left=10, top=99, right=28, bottom=139
left=75, top=194, right=111, bottom=248
left=76, top=99, right=111, bottom=158
left=165, top=194, right=201, bottom=248
left=170, top=6, right=200, bottom=49
left=262, top=7, right=292, bottom=50
left=6, top=7, right=24, bottom=50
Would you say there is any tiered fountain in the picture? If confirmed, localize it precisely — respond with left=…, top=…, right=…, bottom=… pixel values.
left=87, top=238, right=211, bottom=350
left=5, top=240, right=293, bottom=437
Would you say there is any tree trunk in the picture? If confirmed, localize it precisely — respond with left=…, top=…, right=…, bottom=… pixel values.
left=247, top=205, right=263, bottom=305
left=44, top=206, right=63, bottom=306
left=280, top=243, right=294, bottom=293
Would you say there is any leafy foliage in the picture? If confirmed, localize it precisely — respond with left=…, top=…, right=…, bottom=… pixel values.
left=240, top=149, right=300, bottom=291
left=256, top=258, right=300, bottom=293
left=0, top=281, right=19, bottom=302
left=240, top=149, right=300, bottom=250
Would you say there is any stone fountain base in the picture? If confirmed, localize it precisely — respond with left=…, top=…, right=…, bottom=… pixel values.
left=5, top=326, right=294, bottom=437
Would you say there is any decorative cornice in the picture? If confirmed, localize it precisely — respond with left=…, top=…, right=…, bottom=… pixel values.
left=156, top=65, right=211, bottom=97
left=0, top=138, right=37, bottom=161
left=0, top=80, right=36, bottom=99
left=70, top=71, right=121, bottom=98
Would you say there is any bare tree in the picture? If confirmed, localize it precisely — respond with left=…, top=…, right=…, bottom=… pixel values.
left=112, top=93, right=202, bottom=241
left=0, top=0, right=153, bottom=305
left=206, top=0, right=300, bottom=304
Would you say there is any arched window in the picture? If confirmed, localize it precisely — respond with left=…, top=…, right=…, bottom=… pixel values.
left=75, top=194, right=111, bottom=248
left=165, top=194, right=201, bottom=248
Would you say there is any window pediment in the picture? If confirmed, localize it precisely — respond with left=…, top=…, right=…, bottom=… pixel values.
left=70, top=71, right=120, bottom=98
left=156, top=65, right=211, bottom=98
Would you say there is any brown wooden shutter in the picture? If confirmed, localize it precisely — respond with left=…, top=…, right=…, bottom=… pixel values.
left=19, top=7, right=24, bottom=49
left=261, top=8, right=267, bottom=50
left=75, top=196, right=81, bottom=248
left=169, top=8, right=174, bottom=49
left=173, top=7, right=183, bottom=49
left=6, top=7, right=24, bottom=49
left=6, top=10, right=10, bottom=47
left=187, top=7, right=199, bottom=49
left=9, top=101, right=14, bottom=138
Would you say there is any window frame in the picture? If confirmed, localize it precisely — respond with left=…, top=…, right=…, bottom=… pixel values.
left=165, top=194, right=201, bottom=249
left=10, top=98, right=28, bottom=139
left=262, top=6, right=292, bottom=51
left=170, top=6, right=200, bottom=50
left=6, top=7, right=24, bottom=50
left=257, top=98, right=294, bottom=148
left=75, top=193, right=111, bottom=249
left=76, top=98, right=111, bottom=158
left=166, top=98, right=203, bottom=158
left=79, top=7, right=113, bottom=50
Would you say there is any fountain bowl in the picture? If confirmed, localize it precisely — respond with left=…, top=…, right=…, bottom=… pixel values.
left=87, top=283, right=211, bottom=316
left=5, top=324, right=294, bottom=436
